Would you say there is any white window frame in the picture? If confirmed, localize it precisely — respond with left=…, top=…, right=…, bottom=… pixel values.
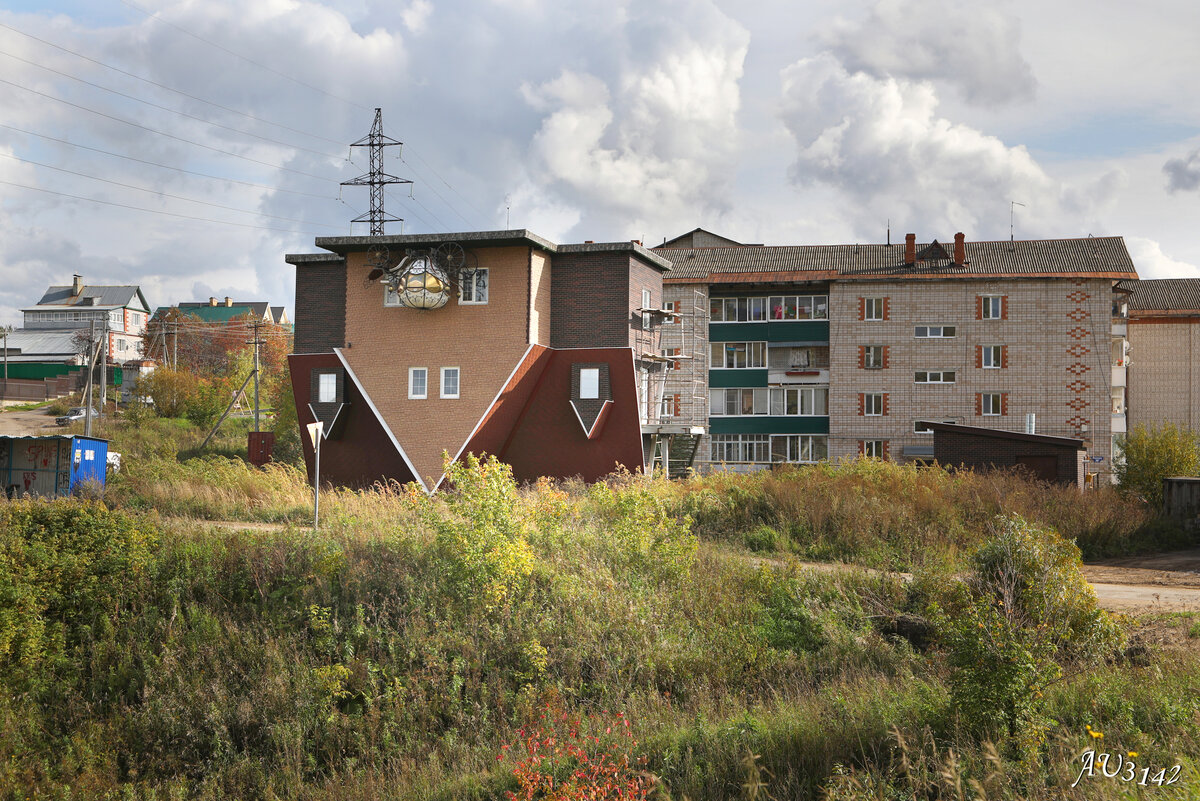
left=710, top=341, right=767, bottom=369
left=660, top=395, right=675, bottom=419
left=770, top=434, right=828, bottom=463
left=580, top=368, right=600, bottom=399
left=408, top=367, right=428, bottom=400
left=459, top=268, right=489, bottom=305
left=982, top=295, right=1003, bottom=320
left=981, top=393, right=1002, bottom=416
left=863, top=440, right=885, bottom=458
left=982, top=345, right=1002, bottom=368
left=864, top=298, right=885, bottom=321
left=642, top=289, right=653, bottom=329
left=915, top=325, right=956, bottom=338
left=914, top=370, right=956, bottom=384
left=863, top=345, right=884, bottom=369
left=864, top=393, right=884, bottom=416
left=440, top=367, right=460, bottom=399
left=318, top=373, right=337, bottom=403
left=710, top=434, right=771, bottom=463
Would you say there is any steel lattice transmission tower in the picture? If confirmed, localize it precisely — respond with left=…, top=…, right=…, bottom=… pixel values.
left=341, top=108, right=412, bottom=236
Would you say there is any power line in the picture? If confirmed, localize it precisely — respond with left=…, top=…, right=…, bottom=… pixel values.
left=119, top=0, right=372, bottom=112
left=403, top=146, right=492, bottom=225
left=0, top=77, right=336, bottom=182
left=397, top=153, right=477, bottom=228
left=0, top=48, right=344, bottom=159
left=0, top=178, right=333, bottom=236
left=0, top=21, right=351, bottom=149
left=0, top=122, right=339, bottom=200
left=0, top=151, right=345, bottom=229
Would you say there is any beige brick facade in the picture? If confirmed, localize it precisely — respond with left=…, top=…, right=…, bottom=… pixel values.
left=1128, top=319, right=1200, bottom=430
left=828, top=278, right=1115, bottom=472
left=340, top=246, right=535, bottom=485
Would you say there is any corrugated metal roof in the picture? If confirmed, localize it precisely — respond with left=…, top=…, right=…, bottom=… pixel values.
left=33, top=285, right=144, bottom=308
left=658, top=236, right=1137, bottom=283
left=5, top=329, right=80, bottom=356
left=1126, top=278, right=1200, bottom=311
left=179, top=301, right=271, bottom=318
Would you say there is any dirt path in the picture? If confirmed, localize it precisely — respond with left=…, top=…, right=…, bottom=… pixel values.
left=0, top=409, right=61, bottom=436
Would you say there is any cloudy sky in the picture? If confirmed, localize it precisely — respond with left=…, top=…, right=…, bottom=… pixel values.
left=2, top=0, right=1199, bottom=325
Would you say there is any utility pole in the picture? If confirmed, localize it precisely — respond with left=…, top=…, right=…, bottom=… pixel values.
left=250, top=319, right=262, bottom=432
left=0, top=325, right=12, bottom=402
left=99, top=317, right=108, bottom=418
left=84, top=322, right=96, bottom=436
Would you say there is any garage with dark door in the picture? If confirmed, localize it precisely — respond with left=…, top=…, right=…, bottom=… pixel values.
left=921, top=422, right=1087, bottom=487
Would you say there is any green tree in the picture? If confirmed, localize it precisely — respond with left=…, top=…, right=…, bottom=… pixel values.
left=933, top=515, right=1123, bottom=751
left=1113, top=422, right=1200, bottom=507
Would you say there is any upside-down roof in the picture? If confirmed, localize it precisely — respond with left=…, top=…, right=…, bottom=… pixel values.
left=657, top=236, right=1138, bottom=283
left=1126, top=278, right=1200, bottom=313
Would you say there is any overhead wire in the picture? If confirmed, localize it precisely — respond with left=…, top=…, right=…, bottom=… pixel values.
left=0, top=178, right=333, bottom=236
left=0, top=151, right=346, bottom=229
left=0, top=21, right=351, bottom=149
left=0, top=77, right=337, bottom=182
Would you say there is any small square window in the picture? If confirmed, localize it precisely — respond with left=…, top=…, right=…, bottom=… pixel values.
left=982, top=393, right=1002, bottom=416
left=982, top=296, right=1003, bottom=319
left=863, top=345, right=884, bottom=369
left=580, top=368, right=600, bottom=399
left=865, top=298, right=885, bottom=321
left=409, top=367, right=428, bottom=399
left=864, top=393, right=884, bottom=416
left=318, top=373, right=337, bottom=403
left=460, top=269, right=489, bottom=304
left=863, top=440, right=885, bottom=458
left=441, top=367, right=460, bottom=399
left=982, top=345, right=1002, bottom=368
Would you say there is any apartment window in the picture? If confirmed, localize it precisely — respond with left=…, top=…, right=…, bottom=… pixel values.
left=709, top=388, right=770, bottom=416
left=408, top=367, right=428, bottom=399
left=663, top=301, right=677, bottom=324
left=979, top=393, right=1006, bottom=416
left=770, top=434, right=828, bottom=463
left=642, top=289, right=653, bottom=329
left=660, top=394, right=680, bottom=419
left=862, top=440, right=887, bottom=458
left=862, top=393, right=886, bottom=416
left=861, top=345, right=886, bottom=369
left=710, top=434, right=771, bottom=463
left=979, top=295, right=1005, bottom=320
left=863, top=297, right=887, bottom=321
left=710, top=295, right=827, bottom=321
left=769, top=386, right=828, bottom=416
left=661, top=347, right=683, bottom=370
left=460, top=268, right=489, bottom=304
left=915, top=325, right=956, bottom=338
left=318, top=373, right=337, bottom=403
left=441, top=367, right=460, bottom=399
left=580, top=368, right=600, bottom=399
left=915, top=370, right=956, bottom=384
left=980, top=345, right=1004, bottom=368
left=710, top=341, right=766, bottom=368
left=914, top=420, right=955, bottom=434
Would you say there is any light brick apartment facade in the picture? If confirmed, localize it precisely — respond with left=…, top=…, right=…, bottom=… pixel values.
left=1125, top=278, right=1200, bottom=431
left=658, top=231, right=1138, bottom=481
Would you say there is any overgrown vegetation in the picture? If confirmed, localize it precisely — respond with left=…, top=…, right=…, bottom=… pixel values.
left=1114, top=422, right=1200, bottom=508
left=1, top=437, right=1198, bottom=799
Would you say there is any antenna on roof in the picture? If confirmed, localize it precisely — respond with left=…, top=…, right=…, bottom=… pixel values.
left=1009, top=201, right=1025, bottom=252
left=886, top=219, right=891, bottom=247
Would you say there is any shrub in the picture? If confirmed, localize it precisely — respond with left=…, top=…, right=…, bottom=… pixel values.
left=933, top=515, right=1124, bottom=749
left=1113, top=423, right=1200, bottom=507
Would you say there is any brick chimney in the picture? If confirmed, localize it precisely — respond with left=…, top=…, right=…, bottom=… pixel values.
left=208, top=297, right=217, bottom=306
left=904, top=233, right=916, bottom=265
left=224, top=297, right=232, bottom=307
left=72, top=274, right=83, bottom=296
left=954, top=232, right=965, bottom=265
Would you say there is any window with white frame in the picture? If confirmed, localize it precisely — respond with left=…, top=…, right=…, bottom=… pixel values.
left=770, top=434, right=828, bottom=463
left=710, top=434, right=771, bottom=463
left=709, top=388, right=769, bottom=416
left=710, top=341, right=766, bottom=368
left=864, top=298, right=885, bottom=321
left=642, top=289, right=652, bottom=329
left=710, top=295, right=827, bottom=322
left=864, top=393, right=885, bottom=416
left=408, top=367, right=428, bottom=399
left=769, top=386, right=828, bottom=415
left=459, top=269, right=489, bottom=304
left=863, top=440, right=886, bottom=458
left=660, top=395, right=675, bottom=418
left=580, top=368, right=600, bottom=399
left=318, top=373, right=337, bottom=403
left=982, top=345, right=1002, bottom=368
left=915, top=325, right=956, bottom=338
left=981, top=393, right=1002, bottom=416
left=441, top=367, right=460, bottom=399
left=863, top=345, right=884, bottom=369
left=662, top=300, right=677, bottom=324
left=915, top=370, right=956, bottom=384
left=981, top=295, right=1003, bottom=319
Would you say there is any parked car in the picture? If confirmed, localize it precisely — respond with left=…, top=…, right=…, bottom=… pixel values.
left=55, top=407, right=98, bottom=426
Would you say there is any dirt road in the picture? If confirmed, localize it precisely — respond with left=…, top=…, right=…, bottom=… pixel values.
left=1081, top=548, right=1200, bottom=613
left=0, top=409, right=61, bottom=436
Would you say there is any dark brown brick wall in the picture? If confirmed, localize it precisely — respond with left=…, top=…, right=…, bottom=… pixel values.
left=551, top=252, right=631, bottom=348
left=294, top=262, right=346, bottom=353
left=627, top=259, right=662, bottom=349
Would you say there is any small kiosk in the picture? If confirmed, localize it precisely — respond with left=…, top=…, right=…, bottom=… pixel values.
left=0, top=435, right=109, bottom=497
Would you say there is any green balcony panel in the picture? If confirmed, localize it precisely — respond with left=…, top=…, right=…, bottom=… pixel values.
left=708, top=369, right=769, bottom=388
left=709, top=416, right=830, bottom=435
left=708, top=320, right=829, bottom=342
